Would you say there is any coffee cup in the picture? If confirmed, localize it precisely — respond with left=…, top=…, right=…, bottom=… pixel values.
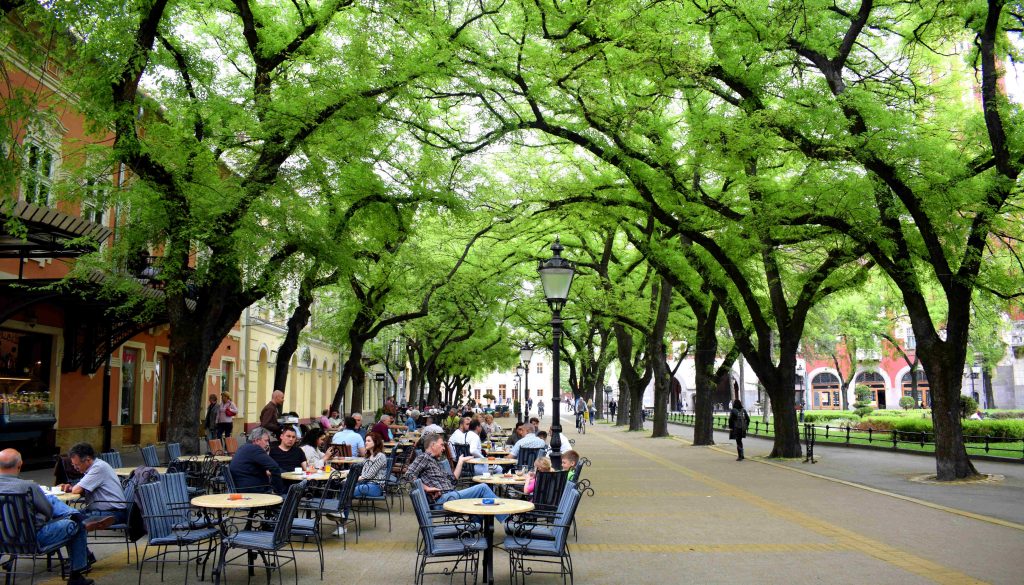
left=294, top=467, right=303, bottom=474
left=482, top=472, right=491, bottom=478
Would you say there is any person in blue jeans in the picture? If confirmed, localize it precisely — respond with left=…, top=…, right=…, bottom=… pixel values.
left=403, top=432, right=507, bottom=522
left=353, top=432, right=387, bottom=498
left=0, top=448, right=95, bottom=585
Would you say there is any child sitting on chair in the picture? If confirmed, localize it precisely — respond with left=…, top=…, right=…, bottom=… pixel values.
left=523, top=456, right=552, bottom=496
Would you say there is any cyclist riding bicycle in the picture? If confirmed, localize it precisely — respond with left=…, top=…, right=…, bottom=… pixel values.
left=574, top=396, right=588, bottom=433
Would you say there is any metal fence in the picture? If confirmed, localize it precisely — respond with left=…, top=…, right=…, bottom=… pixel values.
left=665, top=412, right=1024, bottom=460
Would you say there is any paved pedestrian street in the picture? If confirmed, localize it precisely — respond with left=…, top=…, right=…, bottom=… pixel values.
left=32, top=419, right=1024, bottom=585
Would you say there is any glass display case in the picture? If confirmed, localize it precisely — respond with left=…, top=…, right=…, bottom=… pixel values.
left=0, top=377, right=55, bottom=420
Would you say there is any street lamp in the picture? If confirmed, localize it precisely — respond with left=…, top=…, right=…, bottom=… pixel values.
left=520, top=342, right=535, bottom=424
left=538, top=237, right=575, bottom=471
left=603, top=385, right=612, bottom=419
left=515, top=366, right=524, bottom=423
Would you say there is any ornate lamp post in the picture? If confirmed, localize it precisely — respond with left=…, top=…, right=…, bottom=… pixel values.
left=538, top=238, right=575, bottom=470
left=603, top=385, right=612, bottom=419
left=514, top=366, right=524, bottom=423
left=519, top=342, right=535, bottom=423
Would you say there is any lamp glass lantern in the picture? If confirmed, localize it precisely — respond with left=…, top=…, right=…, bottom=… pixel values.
left=538, top=238, right=575, bottom=313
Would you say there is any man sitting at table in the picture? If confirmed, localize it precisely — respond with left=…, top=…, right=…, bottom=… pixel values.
left=331, top=416, right=366, bottom=456
left=505, top=421, right=524, bottom=446
left=229, top=427, right=284, bottom=494
left=0, top=448, right=96, bottom=585
left=403, top=433, right=507, bottom=522
left=509, top=423, right=547, bottom=459
left=420, top=416, right=443, bottom=435
left=328, top=409, right=343, bottom=429
left=269, top=427, right=307, bottom=472
left=548, top=426, right=573, bottom=457
left=351, top=412, right=367, bottom=439
left=60, top=442, right=128, bottom=524
left=370, top=414, right=394, bottom=441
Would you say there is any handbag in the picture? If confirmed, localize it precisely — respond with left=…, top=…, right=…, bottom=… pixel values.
left=224, top=403, right=238, bottom=417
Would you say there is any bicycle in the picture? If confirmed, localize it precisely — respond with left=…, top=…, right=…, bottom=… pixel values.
left=576, top=412, right=586, bottom=434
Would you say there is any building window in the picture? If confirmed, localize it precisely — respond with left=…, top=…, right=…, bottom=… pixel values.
left=23, top=140, right=57, bottom=206
left=536, top=388, right=543, bottom=397
left=498, top=386, right=506, bottom=400
left=905, top=333, right=916, bottom=351
left=536, top=362, right=543, bottom=374
left=474, top=388, right=481, bottom=400
left=82, top=170, right=110, bottom=225
left=221, top=360, right=233, bottom=395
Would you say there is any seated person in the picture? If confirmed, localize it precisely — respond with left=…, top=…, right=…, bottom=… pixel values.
left=524, top=456, right=552, bottom=496
left=370, top=415, right=394, bottom=441
left=420, top=416, right=443, bottom=435
left=331, top=416, right=366, bottom=457
left=547, top=427, right=574, bottom=456
left=319, top=409, right=332, bottom=430
left=229, top=427, right=284, bottom=494
left=481, top=414, right=501, bottom=437
left=509, top=423, right=547, bottom=459
left=403, top=432, right=506, bottom=522
left=269, top=427, right=308, bottom=472
left=300, top=429, right=339, bottom=469
left=0, top=449, right=96, bottom=585
left=328, top=409, right=343, bottom=429
left=354, top=432, right=388, bottom=498
left=60, top=442, right=127, bottom=524
left=405, top=410, right=418, bottom=432
left=505, top=422, right=524, bottom=446
left=562, top=449, right=580, bottom=481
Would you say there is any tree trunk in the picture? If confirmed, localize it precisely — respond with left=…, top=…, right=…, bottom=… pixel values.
left=916, top=340, right=977, bottom=480
left=755, top=362, right=802, bottom=458
left=650, top=277, right=673, bottom=438
left=273, top=276, right=315, bottom=391
left=332, top=338, right=367, bottom=414
left=691, top=305, right=720, bottom=446
left=615, top=375, right=629, bottom=427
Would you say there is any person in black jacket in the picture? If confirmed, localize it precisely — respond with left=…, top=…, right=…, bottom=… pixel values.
left=204, top=394, right=219, bottom=439
left=228, top=427, right=284, bottom=494
left=728, top=399, right=750, bottom=461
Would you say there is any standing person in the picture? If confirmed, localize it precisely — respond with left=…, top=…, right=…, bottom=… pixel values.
left=537, top=400, right=545, bottom=419
left=260, top=390, right=285, bottom=437
left=609, top=399, right=617, bottom=420
left=729, top=399, right=750, bottom=461
left=204, top=393, right=219, bottom=439
left=217, top=391, right=237, bottom=439
left=587, top=398, right=596, bottom=425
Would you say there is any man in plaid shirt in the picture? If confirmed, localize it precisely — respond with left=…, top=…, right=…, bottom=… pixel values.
left=404, top=432, right=507, bottom=521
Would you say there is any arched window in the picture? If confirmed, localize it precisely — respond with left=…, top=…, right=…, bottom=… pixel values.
left=855, top=371, right=887, bottom=409
left=811, top=372, right=841, bottom=410
left=22, top=130, right=59, bottom=206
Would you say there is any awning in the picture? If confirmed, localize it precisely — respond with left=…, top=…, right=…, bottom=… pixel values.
left=0, top=200, right=112, bottom=259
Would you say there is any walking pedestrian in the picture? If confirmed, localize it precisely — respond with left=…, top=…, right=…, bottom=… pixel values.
left=204, top=394, right=219, bottom=439
left=729, top=399, right=750, bottom=461
left=537, top=400, right=545, bottom=418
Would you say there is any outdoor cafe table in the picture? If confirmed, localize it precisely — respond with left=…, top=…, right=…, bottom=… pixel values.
left=328, top=457, right=365, bottom=466
left=280, top=470, right=346, bottom=481
left=115, top=467, right=167, bottom=476
left=472, top=474, right=526, bottom=497
left=191, top=493, right=283, bottom=585
left=211, top=455, right=233, bottom=463
left=468, top=457, right=517, bottom=467
left=443, top=498, right=534, bottom=585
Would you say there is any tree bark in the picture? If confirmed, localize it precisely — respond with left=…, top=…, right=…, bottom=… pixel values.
left=273, top=272, right=316, bottom=392
left=650, top=277, right=673, bottom=438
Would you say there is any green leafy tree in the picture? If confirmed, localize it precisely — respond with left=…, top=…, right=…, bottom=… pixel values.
left=853, top=385, right=874, bottom=418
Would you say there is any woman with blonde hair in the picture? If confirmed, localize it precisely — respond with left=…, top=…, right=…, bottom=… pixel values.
left=523, top=456, right=552, bottom=496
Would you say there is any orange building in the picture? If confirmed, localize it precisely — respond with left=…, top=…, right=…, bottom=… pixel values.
left=0, top=27, right=240, bottom=463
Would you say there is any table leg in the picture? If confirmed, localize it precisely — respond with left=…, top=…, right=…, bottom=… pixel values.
left=482, top=515, right=494, bottom=585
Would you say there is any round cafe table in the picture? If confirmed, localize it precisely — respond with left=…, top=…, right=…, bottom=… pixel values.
left=443, top=498, right=534, bottom=585
left=115, top=466, right=167, bottom=477
left=191, top=493, right=283, bottom=585
left=280, top=470, right=346, bottom=481
left=468, top=457, right=517, bottom=467
left=472, top=474, right=526, bottom=497
left=329, top=457, right=365, bottom=466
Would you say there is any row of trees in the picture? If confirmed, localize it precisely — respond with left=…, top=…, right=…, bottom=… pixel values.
left=5, top=0, right=1020, bottom=480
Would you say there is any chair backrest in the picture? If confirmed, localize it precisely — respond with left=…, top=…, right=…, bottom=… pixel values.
left=409, top=482, right=438, bottom=553
left=336, top=443, right=352, bottom=458
left=138, top=481, right=175, bottom=540
left=271, top=480, right=307, bottom=547
left=53, top=455, right=83, bottom=485
left=98, top=451, right=124, bottom=468
left=573, top=457, right=589, bottom=483
left=207, top=438, right=225, bottom=454
left=0, top=492, right=42, bottom=554
left=162, top=471, right=191, bottom=510
left=552, top=486, right=581, bottom=551
left=221, top=465, right=238, bottom=492
left=224, top=436, right=239, bottom=455
left=390, top=444, right=416, bottom=476
left=516, top=446, right=544, bottom=469
left=166, top=443, right=182, bottom=462
left=450, top=443, right=471, bottom=459
left=532, top=470, right=569, bottom=508
left=553, top=481, right=578, bottom=523
left=141, top=445, right=160, bottom=467
left=337, top=462, right=363, bottom=512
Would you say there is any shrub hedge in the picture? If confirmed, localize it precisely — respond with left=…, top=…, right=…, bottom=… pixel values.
left=858, top=415, right=1024, bottom=441
left=802, top=412, right=860, bottom=424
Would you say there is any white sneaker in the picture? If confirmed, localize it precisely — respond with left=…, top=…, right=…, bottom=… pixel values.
left=333, top=526, right=347, bottom=536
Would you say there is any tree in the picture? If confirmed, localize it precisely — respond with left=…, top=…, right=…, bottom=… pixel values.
left=853, top=384, right=874, bottom=418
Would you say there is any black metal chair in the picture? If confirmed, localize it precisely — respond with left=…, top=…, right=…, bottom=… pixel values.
left=504, top=484, right=582, bottom=585
left=220, top=481, right=306, bottom=585
left=165, top=443, right=182, bottom=463
left=0, top=492, right=70, bottom=585
left=354, top=455, right=396, bottom=532
left=301, top=464, right=360, bottom=548
left=516, top=446, right=545, bottom=470
left=136, top=481, right=219, bottom=585
left=408, top=481, right=485, bottom=585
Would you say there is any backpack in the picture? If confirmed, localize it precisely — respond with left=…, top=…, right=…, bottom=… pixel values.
left=733, top=409, right=749, bottom=432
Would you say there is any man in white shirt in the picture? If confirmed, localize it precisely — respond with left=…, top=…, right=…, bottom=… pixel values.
left=548, top=426, right=573, bottom=456
left=420, top=416, right=443, bottom=435
left=448, top=417, right=471, bottom=449
left=509, top=423, right=547, bottom=460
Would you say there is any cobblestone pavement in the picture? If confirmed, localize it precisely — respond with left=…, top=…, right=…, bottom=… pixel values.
left=23, top=417, right=1024, bottom=584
